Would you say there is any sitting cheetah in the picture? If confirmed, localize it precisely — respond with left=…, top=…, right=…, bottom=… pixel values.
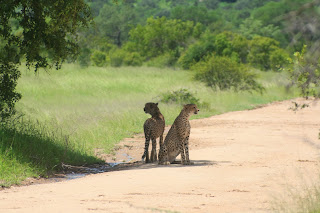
left=142, top=102, right=165, bottom=163
left=158, top=104, right=199, bottom=165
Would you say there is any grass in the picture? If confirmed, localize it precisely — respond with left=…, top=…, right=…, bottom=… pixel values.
left=0, top=117, right=100, bottom=187
left=273, top=177, right=320, bottom=213
left=0, top=64, right=299, bottom=187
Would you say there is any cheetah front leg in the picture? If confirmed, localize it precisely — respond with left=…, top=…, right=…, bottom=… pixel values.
left=184, top=136, right=193, bottom=165
left=179, top=139, right=187, bottom=165
left=158, top=144, right=170, bottom=165
left=150, top=138, right=157, bottom=162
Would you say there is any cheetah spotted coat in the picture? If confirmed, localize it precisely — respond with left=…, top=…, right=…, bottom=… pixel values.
left=158, top=104, right=199, bottom=165
left=142, top=102, right=165, bottom=163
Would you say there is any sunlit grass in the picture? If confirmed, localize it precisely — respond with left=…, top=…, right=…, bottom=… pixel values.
left=16, top=64, right=298, bottom=153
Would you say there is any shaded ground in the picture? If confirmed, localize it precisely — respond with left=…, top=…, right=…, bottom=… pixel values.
left=1, top=98, right=320, bottom=212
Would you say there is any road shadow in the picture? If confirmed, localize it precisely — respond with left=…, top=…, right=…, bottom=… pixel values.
left=56, top=159, right=231, bottom=177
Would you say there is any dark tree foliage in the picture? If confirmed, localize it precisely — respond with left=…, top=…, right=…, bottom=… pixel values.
left=170, top=5, right=217, bottom=26
left=0, top=0, right=91, bottom=121
left=95, top=3, right=137, bottom=46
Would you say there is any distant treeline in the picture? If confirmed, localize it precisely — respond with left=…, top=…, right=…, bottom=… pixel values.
left=75, top=0, right=314, bottom=69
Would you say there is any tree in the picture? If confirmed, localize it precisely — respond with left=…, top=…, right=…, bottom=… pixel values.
left=128, top=16, right=194, bottom=58
left=178, top=31, right=249, bottom=69
left=247, top=36, right=288, bottom=71
left=284, top=1, right=320, bottom=99
left=284, top=0, right=320, bottom=52
left=170, top=5, right=217, bottom=26
left=95, top=3, right=137, bottom=47
left=251, top=1, right=289, bottom=26
left=178, top=40, right=215, bottom=70
left=0, top=0, right=91, bottom=121
left=239, top=18, right=285, bottom=45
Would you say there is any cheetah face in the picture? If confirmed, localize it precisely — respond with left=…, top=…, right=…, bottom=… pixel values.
left=184, top=104, right=200, bottom=115
left=144, top=102, right=159, bottom=114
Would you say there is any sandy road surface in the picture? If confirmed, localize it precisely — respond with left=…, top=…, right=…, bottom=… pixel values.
left=1, top=99, right=320, bottom=213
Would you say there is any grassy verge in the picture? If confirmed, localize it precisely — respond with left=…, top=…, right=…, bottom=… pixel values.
left=0, top=64, right=299, bottom=187
left=0, top=117, right=101, bottom=187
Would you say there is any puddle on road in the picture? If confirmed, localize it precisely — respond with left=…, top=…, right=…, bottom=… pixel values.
left=65, top=173, right=86, bottom=180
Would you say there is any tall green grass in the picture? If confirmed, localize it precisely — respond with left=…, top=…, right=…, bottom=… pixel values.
left=0, top=64, right=298, bottom=187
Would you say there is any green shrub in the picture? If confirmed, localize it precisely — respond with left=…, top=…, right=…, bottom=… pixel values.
left=159, top=88, right=210, bottom=109
left=146, top=52, right=177, bottom=68
left=160, top=88, right=200, bottom=105
left=123, top=52, right=143, bottom=66
left=90, top=50, right=107, bottom=67
left=193, top=55, right=264, bottom=93
left=109, top=49, right=125, bottom=67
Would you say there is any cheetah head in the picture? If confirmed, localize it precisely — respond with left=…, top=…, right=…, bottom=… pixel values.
left=144, top=102, right=159, bottom=115
left=184, top=104, right=200, bottom=115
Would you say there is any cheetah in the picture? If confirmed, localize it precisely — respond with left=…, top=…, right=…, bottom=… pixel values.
left=142, top=102, right=165, bottom=163
left=158, top=104, right=199, bottom=165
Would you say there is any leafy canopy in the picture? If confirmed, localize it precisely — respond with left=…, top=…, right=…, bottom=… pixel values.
left=0, top=0, right=91, bottom=121
left=127, top=16, right=194, bottom=58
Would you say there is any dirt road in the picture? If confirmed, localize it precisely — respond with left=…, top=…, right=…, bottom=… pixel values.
left=1, top=99, right=320, bottom=213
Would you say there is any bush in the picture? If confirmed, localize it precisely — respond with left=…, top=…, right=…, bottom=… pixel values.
left=109, top=49, right=143, bottom=67
left=90, top=50, right=107, bottom=67
left=160, top=88, right=200, bottom=105
left=146, top=52, right=177, bottom=68
left=123, top=52, right=143, bottom=66
left=159, top=88, right=210, bottom=109
left=193, top=55, right=264, bottom=93
left=109, top=49, right=125, bottom=67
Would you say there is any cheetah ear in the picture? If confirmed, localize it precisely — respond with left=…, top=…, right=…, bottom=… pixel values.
left=156, top=103, right=158, bottom=106
left=183, top=104, right=187, bottom=109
